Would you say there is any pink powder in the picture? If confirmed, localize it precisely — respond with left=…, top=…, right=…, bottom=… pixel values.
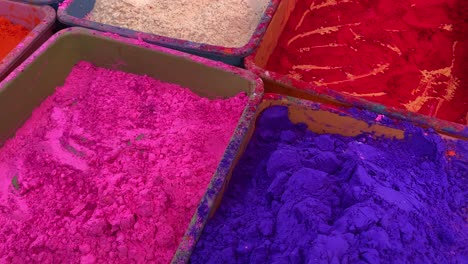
left=0, top=61, right=248, bottom=263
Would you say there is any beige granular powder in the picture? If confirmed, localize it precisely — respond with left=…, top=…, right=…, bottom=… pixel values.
left=88, top=0, right=269, bottom=48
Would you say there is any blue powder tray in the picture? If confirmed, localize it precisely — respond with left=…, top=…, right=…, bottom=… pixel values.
left=174, top=94, right=466, bottom=263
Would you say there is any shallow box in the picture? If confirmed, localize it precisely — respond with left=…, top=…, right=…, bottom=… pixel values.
left=57, top=0, right=280, bottom=66
left=177, top=93, right=465, bottom=262
left=245, top=0, right=468, bottom=139
left=0, top=0, right=55, bottom=81
left=0, top=27, right=263, bottom=263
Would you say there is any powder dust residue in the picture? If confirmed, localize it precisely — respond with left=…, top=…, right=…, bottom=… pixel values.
left=0, top=61, right=248, bottom=263
left=266, top=0, right=468, bottom=125
left=0, top=17, right=31, bottom=61
left=87, top=0, right=269, bottom=48
left=191, top=106, right=468, bottom=263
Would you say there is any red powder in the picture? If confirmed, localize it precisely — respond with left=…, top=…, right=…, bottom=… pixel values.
left=0, top=17, right=30, bottom=61
left=0, top=62, right=248, bottom=263
left=267, top=0, right=468, bottom=125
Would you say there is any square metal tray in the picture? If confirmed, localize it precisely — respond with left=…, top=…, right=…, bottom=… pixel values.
left=0, top=27, right=264, bottom=264
left=182, top=93, right=464, bottom=262
left=245, top=0, right=468, bottom=139
left=58, top=0, right=280, bottom=66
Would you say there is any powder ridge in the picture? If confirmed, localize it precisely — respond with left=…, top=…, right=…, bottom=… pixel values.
left=0, top=17, right=30, bottom=61
left=0, top=61, right=248, bottom=263
left=191, top=106, right=468, bottom=263
left=266, top=0, right=468, bottom=124
left=87, top=0, right=269, bottom=48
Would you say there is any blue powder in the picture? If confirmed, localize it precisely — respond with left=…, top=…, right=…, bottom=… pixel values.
left=190, top=106, right=468, bottom=264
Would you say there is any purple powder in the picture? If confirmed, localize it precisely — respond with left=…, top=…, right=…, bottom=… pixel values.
left=191, top=106, right=468, bottom=264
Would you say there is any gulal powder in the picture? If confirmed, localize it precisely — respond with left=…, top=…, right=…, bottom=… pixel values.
left=87, top=0, right=270, bottom=47
left=0, top=17, right=30, bottom=61
left=191, top=106, right=468, bottom=263
left=267, top=0, right=468, bottom=125
left=0, top=61, right=248, bottom=264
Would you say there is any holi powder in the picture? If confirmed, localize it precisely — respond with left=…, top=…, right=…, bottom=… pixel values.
left=266, top=0, right=468, bottom=125
left=191, top=106, right=468, bottom=263
left=87, top=0, right=269, bottom=48
left=0, top=17, right=31, bottom=61
left=0, top=61, right=248, bottom=263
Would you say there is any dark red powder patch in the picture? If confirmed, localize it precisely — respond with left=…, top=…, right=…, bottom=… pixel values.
left=267, top=0, right=468, bottom=125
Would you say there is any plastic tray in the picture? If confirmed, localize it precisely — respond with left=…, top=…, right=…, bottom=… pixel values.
left=57, top=0, right=279, bottom=66
left=245, top=0, right=468, bottom=139
left=0, top=0, right=55, bottom=81
left=0, top=27, right=264, bottom=263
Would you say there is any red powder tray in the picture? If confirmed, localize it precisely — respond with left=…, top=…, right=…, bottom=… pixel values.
left=0, top=27, right=264, bottom=263
left=245, top=0, right=467, bottom=139
left=57, top=0, right=280, bottom=66
left=0, top=0, right=55, bottom=81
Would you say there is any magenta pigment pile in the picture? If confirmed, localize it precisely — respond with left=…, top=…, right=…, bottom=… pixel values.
left=0, top=61, right=248, bottom=263
left=191, top=106, right=468, bottom=263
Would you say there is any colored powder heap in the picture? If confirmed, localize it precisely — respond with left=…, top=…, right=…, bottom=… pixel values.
left=87, top=0, right=269, bottom=48
left=0, top=61, right=248, bottom=263
left=191, top=106, right=468, bottom=263
left=0, top=17, right=30, bottom=61
left=266, top=0, right=468, bottom=125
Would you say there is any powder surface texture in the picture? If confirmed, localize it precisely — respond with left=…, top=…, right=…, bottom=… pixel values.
left=191, top=106, right=468, bottom=264
left=87, top=0, right=269, bottom=48
left=0, top=17, right=30, bottom=61
left=0, top=61, right=248, bottom=263
left=266, top=0, right=468, bottom=125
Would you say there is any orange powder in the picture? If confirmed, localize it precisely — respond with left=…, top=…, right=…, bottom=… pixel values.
left=0, top=17, right=31, bottom=61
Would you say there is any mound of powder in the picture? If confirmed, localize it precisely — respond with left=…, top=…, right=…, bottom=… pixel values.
left=0, top=61, right=248, bottom=263
left=191, top=106, right=468, bottom=263
left=87, top=0, right=269, bottom=48
left=266, top=0, right=468, bottom=124
left=0, top=17, right=30, bottom=61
